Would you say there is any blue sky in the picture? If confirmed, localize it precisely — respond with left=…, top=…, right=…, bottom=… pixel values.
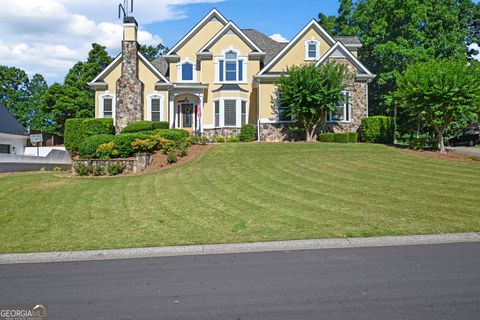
left=144, top=0, right=340, bottom=48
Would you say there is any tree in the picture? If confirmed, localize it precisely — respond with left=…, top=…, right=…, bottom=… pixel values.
left=276, top=63, right=353, bottom=142
left=394, top=59, right=480, bottom=153
left=25, top=74, right=49, bottom=130
left=0, top=66, right=29, bottom=120
left=40, top=44, right=112, bottom=135
left=353, top=0, right=478, bottom=115
left=140, top=43, right=169, bottom=62
left=318, top=0, right=356, bottom=36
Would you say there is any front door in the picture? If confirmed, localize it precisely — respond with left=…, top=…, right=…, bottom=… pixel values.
left=181, top=104, right=194, bottom=131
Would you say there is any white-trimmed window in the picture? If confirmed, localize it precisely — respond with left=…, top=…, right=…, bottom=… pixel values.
left=147, top=94, right=164, bottom=121
left=327, top=91, right=351, bottom=122
left=177, top=59, right=197, bottom=82
left=212, top=98, right=248, bottom=128
left=305, top=39, right=320, bottom=60
left=100, top=93, right=115, bottom=120
left=216, top=49, right=246, bottom=83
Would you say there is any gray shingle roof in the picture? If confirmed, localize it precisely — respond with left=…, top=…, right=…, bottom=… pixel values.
left=212, top=84, right=249, bottom=93
left=152, top=56, right=169, bottom=77
left=334, top=36, right=362, bottom=46
left=242, top=29, right=288, bottom=65
left=0, top=103, right=27, bottom=136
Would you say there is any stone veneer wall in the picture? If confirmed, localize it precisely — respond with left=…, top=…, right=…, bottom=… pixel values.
left=72, top=153, right=153, bottom=175
left=115, top=41, right=144, bottom=133
left=203, top=128, right=241, bottom=140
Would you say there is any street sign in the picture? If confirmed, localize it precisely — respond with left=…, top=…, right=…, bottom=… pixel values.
left=30, top=134, right=43, bottom=144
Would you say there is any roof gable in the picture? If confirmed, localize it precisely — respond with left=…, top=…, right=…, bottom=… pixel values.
left=0, top=103, right=27, bottom=136
left=315, top=41, right=374, bottom=78
left=258, top=20, right=336, bottom=75
left=166, top=8, right=228, bottom=56
left=199, top=21, right=264, bottom=54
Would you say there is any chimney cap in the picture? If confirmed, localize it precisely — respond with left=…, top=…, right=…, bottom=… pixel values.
left=123, top=16, right=138, bottom=26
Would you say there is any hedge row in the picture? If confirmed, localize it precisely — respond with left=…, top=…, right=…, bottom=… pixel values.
left=121, top=121, right=169, bottom=134
left=64, top=118, right=115, bottom=151
left=319, top=132, right=358, bottom=143
left=360, top=116, right=394, bottom=144
left=78, top=129, right=189, bottom=159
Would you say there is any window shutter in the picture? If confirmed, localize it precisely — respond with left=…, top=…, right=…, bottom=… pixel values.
left=238, top=60, right=243, bottom=81
left=345, top=92, right=350, bottom=121
left=219, top=60, right=224, bottom=82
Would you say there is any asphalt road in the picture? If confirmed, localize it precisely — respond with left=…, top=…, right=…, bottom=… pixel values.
left=1, top=243, right=479, bottom=320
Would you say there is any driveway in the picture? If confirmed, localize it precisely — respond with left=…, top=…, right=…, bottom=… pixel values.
left=1, top=243, right=479, bottom=320
left=446, top=146, right=480, bottom=156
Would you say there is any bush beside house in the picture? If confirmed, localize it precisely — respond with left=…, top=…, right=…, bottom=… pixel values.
left=360, top=116, right=394, bottom=144
left=64, top=118, right=115, bottom=151
left=121, top=121, right=169, bottom=133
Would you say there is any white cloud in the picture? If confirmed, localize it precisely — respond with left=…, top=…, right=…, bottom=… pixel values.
left=269, top=33, right=289, bottom=43
left=0, top=0, right=221, bottom=83
left=470, top=44, right=480, bottom=60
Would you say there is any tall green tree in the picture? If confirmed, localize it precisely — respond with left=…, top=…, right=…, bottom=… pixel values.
left=276, top=63, right=353, bottom=142
left=0, top=66, right=29, bottom=120
left=40, top=43, right=112, bottom=135
left=140, top=43, right=169, bottom=62
left=24, top=74, right=49, bottom=130
left=318, top=0, right=356, bottom=36
left=394, top=59, right=480, bottom=153
left=353, top=0, right=478, bottom=115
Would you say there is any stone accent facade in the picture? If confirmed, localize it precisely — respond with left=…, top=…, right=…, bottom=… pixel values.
left=73, top=153, right=153, bottom=175
left=203, top=128, right=242, bottom=140
left=258, top=123, right=304, bottom=142
left=115, top=40, right=144, bottom=133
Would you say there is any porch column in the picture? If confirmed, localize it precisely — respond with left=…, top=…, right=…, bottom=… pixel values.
left=169, top=95, right=174, bottom=129
left=198, top=93, right=204, bottom=134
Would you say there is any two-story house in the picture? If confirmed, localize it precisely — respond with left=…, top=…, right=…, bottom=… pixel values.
left=89, top=9, right=375, bottom=141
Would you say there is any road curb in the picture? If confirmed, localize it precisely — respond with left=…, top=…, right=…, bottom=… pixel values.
left=1, top=232, right=479, bottom=265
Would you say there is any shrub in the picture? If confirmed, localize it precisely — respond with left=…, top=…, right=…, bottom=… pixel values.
left=166, top=151, right=178, bottom=164
left=215, top=136, right=226, bottom=143
left=348, top=132, right=358, bottom=143
left=64, top=118, right=114, bottom=151
left=409, top=138, right=424, bottom=151
left=151, top=129, right=189, bottom=142
left=177, top=143, right=189, bottom=157
left=131, top=139, right=158, bottom=153
left=113, top=133, right=149, bottom=158
left=360, top=116, right=394, bottom=144
left=226, top=136, right=240, bottom=143
left=121, top=121, right=169, bottom=134
left=154, top=138, right=176, bottom=154
left=319, top=133, right=335, bottom=142
left=78, top=134, right=115, bottom=159
left=92, top=165, right=105, bottom=176
left=96, top=141, right=118, bottom=160
left=74, top=163, right=93, bottom=176
left=334, top=133, right=350, bottom=143
left=191, top=135, right=209, bottom=145
left=107, top=164, right=125, bottom=176
left=239, top=124, right=256, bottom=142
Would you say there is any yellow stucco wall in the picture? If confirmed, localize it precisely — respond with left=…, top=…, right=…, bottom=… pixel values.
left=198, top=31, right=260, bottom=127
left=258, top=83, right=278, bottom=119
left=269, top=27, right=333, bottom=73
left=169, top=19, right=225, bottom=83
left=124, top=25, right=137, bottom=42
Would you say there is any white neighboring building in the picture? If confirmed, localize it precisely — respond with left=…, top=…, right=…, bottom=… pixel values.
left=0, top=103, right=28, bottom=155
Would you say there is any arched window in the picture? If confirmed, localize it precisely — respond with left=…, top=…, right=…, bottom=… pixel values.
left=216, top=49, right=245, bottom=83
left=182, top=63, right=193, bottom=81
left=177, top=59, right=197, bottom=82
left=100, top=93, right=115, bottom=120
left=305, top=39, right=320, bottom=60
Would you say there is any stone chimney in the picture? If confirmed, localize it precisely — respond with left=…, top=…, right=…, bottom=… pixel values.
left=115, top=16, right=144, bottom=133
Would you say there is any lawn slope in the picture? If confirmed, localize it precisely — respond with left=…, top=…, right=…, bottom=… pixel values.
left=1, top=143, right=479, bottom=253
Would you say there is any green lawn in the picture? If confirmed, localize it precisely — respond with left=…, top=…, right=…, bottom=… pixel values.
left=1, top=143, right=479, bottom=253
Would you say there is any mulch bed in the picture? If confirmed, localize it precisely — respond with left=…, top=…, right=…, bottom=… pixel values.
left=398, top=148, right=479, bottom=163
left=141, top=144, right=215, bottom=174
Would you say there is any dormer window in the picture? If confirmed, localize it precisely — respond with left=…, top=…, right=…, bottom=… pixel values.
left=305, top=39, right=320, bottom=60
left=216, top=49, right=246, bottom=83
left=177, top=59, right=197, bottom=82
